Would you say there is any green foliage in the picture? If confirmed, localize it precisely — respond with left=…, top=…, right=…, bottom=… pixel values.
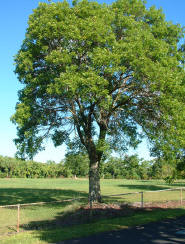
left=12, top=0, right=185, bottom=162
left=64, top=152, right=89, bottom=177
left=103, top=154, right=152, bottom=180
left=0, top=155, right=65, bottom=178
left=175, top=150, right=185, bottom=178
left=12, top=0, right=185, bottom=202
left=1, top=153, right=184, bottom=180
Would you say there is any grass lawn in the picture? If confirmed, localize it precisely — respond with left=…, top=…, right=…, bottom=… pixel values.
left=1, top=208, right=185, bottom=244
left=0, top=178, right=185, bottom=243
left=1, top=178, right=185, bottom=205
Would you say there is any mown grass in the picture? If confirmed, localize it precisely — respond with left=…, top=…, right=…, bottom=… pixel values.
left=1, top=178, right=185, bottom=205
left=0, top=178, right=185, bottom=243
left=1, top=207, right=185, bottom=244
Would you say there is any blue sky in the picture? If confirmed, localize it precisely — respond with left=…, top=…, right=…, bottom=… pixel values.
left=0, top=0, right=185, bottom=163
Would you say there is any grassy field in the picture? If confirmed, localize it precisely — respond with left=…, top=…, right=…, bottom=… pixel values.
left=1, top=178, right=185, bottom=243
left=1, top=178, right=185, bottom=205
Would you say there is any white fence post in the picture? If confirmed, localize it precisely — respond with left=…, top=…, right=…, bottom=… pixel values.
left=141, top=192, right=144, bottom=208
left=17, top=204, right=20, bottom=233
left=180, top=188, right=183, bottom=205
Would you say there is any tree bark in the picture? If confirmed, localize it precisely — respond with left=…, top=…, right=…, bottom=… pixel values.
left=89, top=158, right=101, bottom=204
left=88, top=125, right=107, bottom=204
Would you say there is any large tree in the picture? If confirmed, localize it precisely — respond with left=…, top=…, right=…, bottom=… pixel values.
left=12, top=0, right=185, bottom=203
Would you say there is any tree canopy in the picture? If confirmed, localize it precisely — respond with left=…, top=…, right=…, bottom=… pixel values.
left=12, top=0, right=185, bottom=202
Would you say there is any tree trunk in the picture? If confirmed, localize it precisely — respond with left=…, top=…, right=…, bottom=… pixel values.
left=89, top=159, right=101, bottom=204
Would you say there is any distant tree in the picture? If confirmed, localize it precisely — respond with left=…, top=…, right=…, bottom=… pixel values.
left=123, top=154, right=140, bottom=179
left=64, top=152, right=89, bottom=177
left=138, top=160, right=152, bottom=180
left=0, top=155, right=67, bottom=178
left=12, top=0, right=185, bottom=202
left=103, top=157, right=122, bottom=178
left=103, top=155, right=152, bottom=179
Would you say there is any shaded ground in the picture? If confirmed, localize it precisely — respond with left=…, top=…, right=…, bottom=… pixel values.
left=1, top=199, right=185, bottom=243
left=118, top=184, right=170, bottom=191
left=55, top=203, right=141, bottom=227
left=57, top=215, right=185, bottom=244
left=0, top=188, right=88, bottom=205
left=55, top=200, right=185, bottom=227
left=1, top=179, right=185, bottom=242
left=23, top=200, right=185, bottom=230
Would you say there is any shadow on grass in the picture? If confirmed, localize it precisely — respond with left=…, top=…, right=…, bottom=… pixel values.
left=21, top=202, right=185, bottom=244
left=117, top=184, right=170, bottom=191
left=138, top=180, right=185, bottom=188
left=22, top=202, right=140, bottom=230
left=0, top=188, right=88, bottom=205
left=171, top=182, right=185, bottom=187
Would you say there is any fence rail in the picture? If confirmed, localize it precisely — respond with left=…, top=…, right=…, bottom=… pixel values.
left=105, top=187, right=185, bottom=197
left=0, top=197, right=85, bottom=208
left=0, top=197, right=86, bottom=235
left=0, top=187, right=185, bottom=236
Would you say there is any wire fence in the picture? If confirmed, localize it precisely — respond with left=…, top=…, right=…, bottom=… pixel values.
left=0, top=187, right=185, bottom=237
left=0, top=198, right=86, bottom=237
left=104, top=187, right=185, bottom=208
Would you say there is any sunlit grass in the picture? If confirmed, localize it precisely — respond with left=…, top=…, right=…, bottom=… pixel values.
left=0, top=178, right=185, bottom=243
left=0, top=178, right=185, bottom=205
left=1, top=208, right=185, bottom=244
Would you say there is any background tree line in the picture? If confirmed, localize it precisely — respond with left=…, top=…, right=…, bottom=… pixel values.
left=0, top=153, right=184, bottom=181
